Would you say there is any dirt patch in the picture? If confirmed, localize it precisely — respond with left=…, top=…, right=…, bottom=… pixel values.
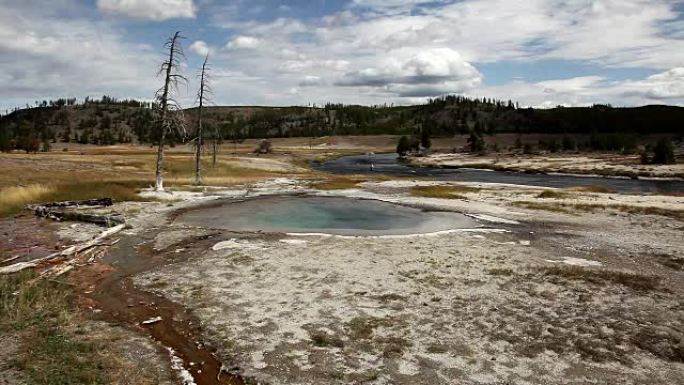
left=0, top=214, right=63, bottom=266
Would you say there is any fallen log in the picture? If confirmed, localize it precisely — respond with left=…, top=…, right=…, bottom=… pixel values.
left=35, top=198, right=113, bottom=209
left=28, top=198, right=124, bottom=227
left=0, top=224, right=125, bottom=275
left=0, top=255, right=21, bottom=265
left=39, top=210, right=125, bottom=227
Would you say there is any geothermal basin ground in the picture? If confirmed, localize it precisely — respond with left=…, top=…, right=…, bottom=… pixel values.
left=127, top=178, right=683, bottom=385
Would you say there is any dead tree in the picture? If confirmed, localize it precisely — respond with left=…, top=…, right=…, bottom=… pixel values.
left=154, top=31, right=187, bottom=191
left=194, top=53, right=211, bottom=185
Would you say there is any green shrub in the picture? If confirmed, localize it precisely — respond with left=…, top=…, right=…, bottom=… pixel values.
left=396, top=135, right=410, bottom=156
left=652, top=138, right=675, bottom=164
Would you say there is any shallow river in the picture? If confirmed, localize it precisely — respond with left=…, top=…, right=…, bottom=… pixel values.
left=313, top=153, right=684, bottom=194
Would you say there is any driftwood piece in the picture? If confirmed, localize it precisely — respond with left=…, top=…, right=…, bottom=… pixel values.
left=41, top=211, right=125, bottom=226
left=36, top=198, right=113, bottom=209
left=0, top=224, right=125, bottom=275
left=28, top=198, right=124, bottom=227
left=0, top=255, right=21, bottom=265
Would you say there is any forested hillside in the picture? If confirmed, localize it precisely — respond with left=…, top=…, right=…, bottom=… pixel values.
left=1, top=95, right=682, bottom=152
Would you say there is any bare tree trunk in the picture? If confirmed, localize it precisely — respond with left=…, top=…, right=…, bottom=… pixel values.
left=155, top=31, right=183, bottom=192
left=155, top=121, right=167, bottom=191
left=194, top=54, right=209, bottom=185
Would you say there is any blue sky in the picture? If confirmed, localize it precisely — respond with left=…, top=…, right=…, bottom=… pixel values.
left=1, top=0, right=684, bottom=112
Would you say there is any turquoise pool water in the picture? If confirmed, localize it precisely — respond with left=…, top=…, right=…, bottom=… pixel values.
left=177, top=196, right=478, bottom=235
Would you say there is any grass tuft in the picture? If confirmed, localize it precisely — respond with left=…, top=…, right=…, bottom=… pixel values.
left=567, top=185, right=615, bottom=194
left=488, top=268, right=514, bottom=276
left=0, top=271, right=72, bottom=331
left=0, top=181, right=147, bottom=217
left=309, top=175, right=388, bottom=190
left=1, top=272, right=166, bottom=384
left=310, top=177, right=362, bottom=190
left=0, top=185, right=54, bottom=217
left=410, top=185, right=479, bottom=199
left=541, top=265, right=660, bottom=292
left=537, top=190, right=570, bottom=199
left=0, top=272, right=105, bottom=384
left=310, top=331, right=345, bottom=348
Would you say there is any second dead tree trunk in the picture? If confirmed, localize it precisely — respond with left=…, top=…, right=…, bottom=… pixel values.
left=194, top=54, right=210, bottom=185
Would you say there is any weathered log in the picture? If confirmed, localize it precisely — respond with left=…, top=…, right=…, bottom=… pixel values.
left=34, top=198, right=113, bottom=209
left=0, top=255, right=21, bottom=265
left=39, top=210, right=125, bottom=227
left=0, top=224, right=125, bottom=275
left=28, top=198, right=124, bottom=227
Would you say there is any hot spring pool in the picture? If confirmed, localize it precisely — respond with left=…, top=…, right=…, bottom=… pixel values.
left=177, top=196, right=479, bottom=236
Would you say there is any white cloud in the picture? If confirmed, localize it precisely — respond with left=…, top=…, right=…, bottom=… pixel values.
left=536, top=76, right=606, bottom=95
left=4, top=0, right=684, bottom=110
left=189, top=40, right=210, bottom=57
left=226, top=36, right=261, bottom=49
left=479, top=69, right=684, bottom=108
left=97, top=0, right=196, bottom=21
left=620, top=67, right=684, bottom=100
left=337, top=48, right=482, bottom=97
left=299, top=76, right=322, bottom=87
left=0, top=2, right=160, bottom=111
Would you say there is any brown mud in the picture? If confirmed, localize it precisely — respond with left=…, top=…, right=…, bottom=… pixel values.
left=0, top=214, right=64, bottom=265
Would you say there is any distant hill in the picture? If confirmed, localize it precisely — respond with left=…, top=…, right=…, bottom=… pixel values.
left=1, top=95, right=682, bottom=152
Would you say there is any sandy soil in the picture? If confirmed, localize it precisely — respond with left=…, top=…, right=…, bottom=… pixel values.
left=410, top=153, right=684, bottom=179
left=128, top=179, right=684, bottom=385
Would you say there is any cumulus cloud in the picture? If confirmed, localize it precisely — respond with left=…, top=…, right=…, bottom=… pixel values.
left=0, top=2, right=158, bottom=111
left=479, top=69, right=684, bottom=108
left=620, top=68, right=684, bottom=100
left=3, top=0, right=684, bottom=110
left=97, top=0, right=196, bottom=21
left=226, top=36, right=261, bottom=49
left=298, top=76, right=322, bottom=87
left=337, top=48, right=482, bottom=96
left=189, top=40, right=210, bottom=56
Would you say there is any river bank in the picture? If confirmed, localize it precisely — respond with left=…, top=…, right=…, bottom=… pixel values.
left=408, top=152, right=684, bottom=180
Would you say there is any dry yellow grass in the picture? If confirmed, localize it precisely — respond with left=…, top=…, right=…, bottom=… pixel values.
left=0, top=185, right=54, bottom=213
left=566, top=186, right=616, bottom=194
left=0, top=181, right=147, bottom=217
left=310, top=177, right=363, bottom=190
left=537, top=189, right=571, bottom=199
left=0, top=148, right=318, bottom=217
left=309, top=174, right=390, bottom=190
left=410, top=185, right=479, bottom=199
